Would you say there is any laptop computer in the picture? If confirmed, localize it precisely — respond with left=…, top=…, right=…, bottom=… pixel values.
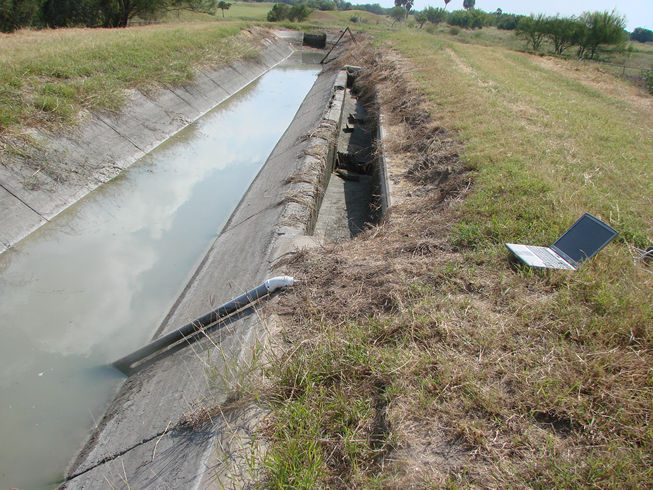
left=505, top=213, right=618, bottom=270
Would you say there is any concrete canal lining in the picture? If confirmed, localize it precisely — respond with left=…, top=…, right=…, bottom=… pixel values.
left=0, top=30, right=295, bottom=255
left=61, top=55, right=393, bottom=486
left=63, top=60, right=347, bottom=488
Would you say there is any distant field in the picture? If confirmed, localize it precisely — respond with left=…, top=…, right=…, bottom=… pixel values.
left=421, top=24, right=653, bottom=71
left=221, top=2, right=271, bottom=21
left=150, top=2, right=271, bottom=22
left=308, top=9, right=392, bottom=29
left=387, top=29, right=652, bottom=244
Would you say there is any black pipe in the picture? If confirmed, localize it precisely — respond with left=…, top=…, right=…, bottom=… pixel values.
left=113, top=276, right=294, bottom=374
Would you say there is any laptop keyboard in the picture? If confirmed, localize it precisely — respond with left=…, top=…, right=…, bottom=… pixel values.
left=530, top=247, right=574, bottom=269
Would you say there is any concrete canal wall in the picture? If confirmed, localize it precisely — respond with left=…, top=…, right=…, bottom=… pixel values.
left=0, top=32, right=295, bottom=254
left=63, top=60, right=348, bottom=489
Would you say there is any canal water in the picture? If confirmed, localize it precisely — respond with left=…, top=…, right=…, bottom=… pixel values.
left=0, top=53, right=321, bottom=489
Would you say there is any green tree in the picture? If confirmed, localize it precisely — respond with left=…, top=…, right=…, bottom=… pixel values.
left=394, top=0, right=413, bottom=19
left=414, top=10, right=427, bottom=28
left=495, top=13, right=520, bottom=30
left=447, top=9, right=468, bottom=28
left=217, top=0, right=230, bottom=17
left=267, top=2, right=289, bottom=21
left=543, top=16, right=582, bottom=55
left=462, top=0, right=474, bottom=10
left=424, top=6, right=446, bottom=24
left=176, top=0, right=218, bottom=15
left=516, top=14, right=547, bottom=51
left=0, top=0, right=40, bottom=32
left=389, top=5, right=405, bottom=24
left=307, top=0, right=335, bottom=10
left=96, top=0, right=158, bottom=27
left=287, top=3, right=311, bottom=21
left=96, top=0, right=217, bottom=28
left=577, top=10, right=627, bottom=59
left=631, top=27, right=653, bottom=43
left=41, top=0, right=102, bottom=27
left=447, top=9, right=485, bottom=29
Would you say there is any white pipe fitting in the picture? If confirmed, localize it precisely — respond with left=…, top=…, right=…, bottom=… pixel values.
left=263, top=276, right=295, bottom=293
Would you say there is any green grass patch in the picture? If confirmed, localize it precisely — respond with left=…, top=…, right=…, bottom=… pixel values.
left=0, top=22, right=256, bottom=132
left=380, top=31, right=652, bottom=249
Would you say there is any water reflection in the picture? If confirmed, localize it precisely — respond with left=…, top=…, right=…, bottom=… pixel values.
left=0, top=56, right=320, bottom=489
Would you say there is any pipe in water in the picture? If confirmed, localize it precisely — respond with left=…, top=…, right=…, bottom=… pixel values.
left=113, top=276, right=295, bottom=374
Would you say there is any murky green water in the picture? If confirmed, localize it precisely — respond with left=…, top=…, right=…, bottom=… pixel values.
left=0, top=54, right=320, bottom=489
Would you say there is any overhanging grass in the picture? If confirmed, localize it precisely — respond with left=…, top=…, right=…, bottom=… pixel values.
left=0, top=22, right=255, bottom=132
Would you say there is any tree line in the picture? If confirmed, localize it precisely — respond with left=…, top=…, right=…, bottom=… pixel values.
left=0, top=0, right=222, bottom=31
left=515, top=11, right=627, bottom=58
left=407, top=6, right=642, bottom=60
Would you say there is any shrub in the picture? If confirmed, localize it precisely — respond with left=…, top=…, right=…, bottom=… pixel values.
left=446, top=8, right=487, bottom=29
left=268, top=2, right=312, bottom=22
left=516, top=14, right=547, bottom=51
left=449, top=26, right=459, bottom=35
left=646, top=67, right=653, bottom=95
left=307, top=0, right=335, bottom=11
left=447, top=9, right=469, bottom=28
left=267, top=3, right=289, bottom=21
left=288, top=3, right=312, bottom=21
left=413, top=11, right=426, bottom=28
left=423, top=6, right=446, bottom=25
left=0, top=0, right=40, bottom=32
left=630, top=27, right=653, bottom=43
left=495, top=13, right=520, bottom=30
left=543, top=16, right=583, bottom=55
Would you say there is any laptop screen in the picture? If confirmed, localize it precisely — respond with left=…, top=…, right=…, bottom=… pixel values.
left=552, top=214, right=618, bottom=265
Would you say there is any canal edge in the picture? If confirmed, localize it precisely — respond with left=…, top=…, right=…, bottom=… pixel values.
left=0, top=29, right=295, bottom=255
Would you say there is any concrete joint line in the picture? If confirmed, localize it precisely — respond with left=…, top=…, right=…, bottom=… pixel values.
left=222, top=203, right=277, bottom=235
left=198, top=69, right=229, bottom=93
left=228, top=64, right=247, bottom=81
left=164, top=86, right=201, bottom=113
left=0, top=182, right=48, bottom=223
left=64, top=424, right=174, bottom=482
left=95, top=114, right=145, bottom=153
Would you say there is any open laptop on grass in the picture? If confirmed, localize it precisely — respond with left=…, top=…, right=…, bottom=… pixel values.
left=505, top=213, right=618, bottom=270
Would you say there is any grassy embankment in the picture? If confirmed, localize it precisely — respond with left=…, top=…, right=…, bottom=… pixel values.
left=0, top=20, right=262, bottom=137
left=259, top=24, right=652, bottom=487
left=1, top=7, right=650, bottom=485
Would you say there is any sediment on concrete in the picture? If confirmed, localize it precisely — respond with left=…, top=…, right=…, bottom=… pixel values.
left=0, top=33, right=293, bottom=255
left=63, top=63, right=343, bottom=489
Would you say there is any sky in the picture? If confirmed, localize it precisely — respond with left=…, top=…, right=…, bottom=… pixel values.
left=349, top=0, right=653, bottom=31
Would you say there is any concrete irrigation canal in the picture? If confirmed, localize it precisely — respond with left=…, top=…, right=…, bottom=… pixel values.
left=0, top=33, right=388, bottom=488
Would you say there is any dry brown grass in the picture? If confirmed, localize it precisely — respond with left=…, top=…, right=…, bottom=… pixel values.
left=262, top=43, right=652, bottom=488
